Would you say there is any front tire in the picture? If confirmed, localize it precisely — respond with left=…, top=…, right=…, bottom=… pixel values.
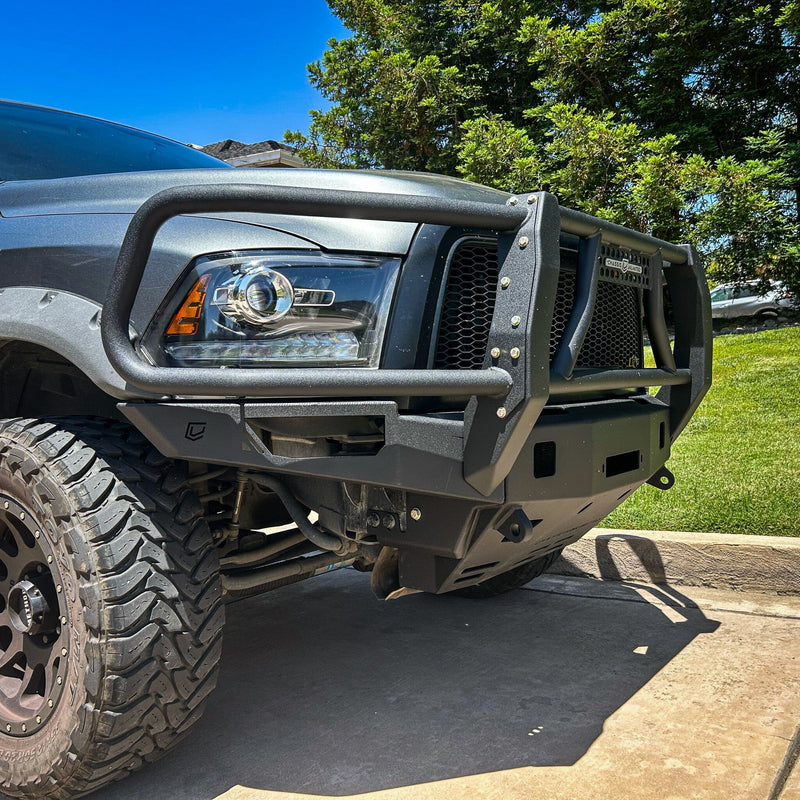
left=452, top=549, right=562, bottom=599
left=0, top=418, right=223, bottom=799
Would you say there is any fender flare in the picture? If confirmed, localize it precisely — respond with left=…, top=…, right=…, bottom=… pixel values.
left=0, top=287, right=160, bottom=400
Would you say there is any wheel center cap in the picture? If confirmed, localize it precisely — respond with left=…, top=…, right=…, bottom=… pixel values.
left=8, top=580, right=50, bottom=634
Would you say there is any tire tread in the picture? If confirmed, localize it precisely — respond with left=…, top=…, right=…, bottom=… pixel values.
left=0, top=417, right=223, bottom=799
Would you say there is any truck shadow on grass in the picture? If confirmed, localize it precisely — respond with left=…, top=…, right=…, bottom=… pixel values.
left=100, top=568, right=720, bottom=800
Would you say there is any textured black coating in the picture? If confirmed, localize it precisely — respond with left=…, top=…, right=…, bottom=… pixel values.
left=560, top=206, right=688, bottom=265
left=462, top=192, right=563, bottom=494
left=549, top=367, right=691, bottom=396
left=551, top=233, right=601, bottom=378
left=644, top=252, right=678, bottom=372
left=101, top=183, right=521, bottom=398
left=654, top=245, right=713, bottom=440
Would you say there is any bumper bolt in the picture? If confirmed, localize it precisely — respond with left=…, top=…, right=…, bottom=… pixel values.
left=496, top=407, right=507, bottom=419
left=510, top=347, right=521, bottom=359
left=527, top=195, right=537, bottom=204
left=381, top=514, right=396, bottom=530
left=366, top=512, right=380, bottom=528
left=511, top=315, right=521, bottom=327
left=410, top=508, right=422, bottom=521
left=500, top=276, right=511, bottom=288
left=490, top=347, right=500, bottom=359
left=518, top=236, right=529, bottom=248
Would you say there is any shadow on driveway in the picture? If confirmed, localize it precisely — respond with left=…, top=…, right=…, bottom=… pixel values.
left=98, top=567, right=719, bottom=799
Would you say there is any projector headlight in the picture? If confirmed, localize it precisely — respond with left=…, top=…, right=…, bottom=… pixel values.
left=150, top=251, right=400, bottom=368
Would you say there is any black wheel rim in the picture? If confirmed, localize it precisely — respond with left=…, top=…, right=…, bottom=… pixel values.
left=0, top=494, right=68, bottom=736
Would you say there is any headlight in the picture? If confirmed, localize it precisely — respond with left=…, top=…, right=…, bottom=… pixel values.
left=149, top=251, right=400, bottom=368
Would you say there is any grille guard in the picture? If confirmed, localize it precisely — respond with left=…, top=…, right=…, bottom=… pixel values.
left=101, top=184, right=712, bottom=495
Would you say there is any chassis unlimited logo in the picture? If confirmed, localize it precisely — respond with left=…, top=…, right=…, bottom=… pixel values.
left=605, top=257, right=643, bottom=274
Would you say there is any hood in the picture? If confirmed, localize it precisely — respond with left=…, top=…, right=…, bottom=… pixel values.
left=0, top=168, right=510, bottom=255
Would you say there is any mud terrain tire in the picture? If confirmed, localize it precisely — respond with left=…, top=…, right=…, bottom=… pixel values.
left=452, top=549, right=562, bottom=599
left=0, top=418, right=223, bottom=799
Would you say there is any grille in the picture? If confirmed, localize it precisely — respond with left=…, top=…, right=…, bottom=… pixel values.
left=434, top=239, right=643, bottom=371
left=433, top=240, right=498, bottom=370
left=550, top=271, right=643, bottom=368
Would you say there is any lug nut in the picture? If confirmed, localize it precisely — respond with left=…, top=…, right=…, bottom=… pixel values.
left=60, top=616, right=67, bottom=625
left=47, top=555, right=53, bottom=564
left=490, top=347, right=501, bottom=359
left=518, top=236, right=529, bottom=248
left=61, top=648, right=67, bottom=657
left=19, top=512, right=24, bottom=520
left=3, top=502, right=7, bottom=509
left=56, top=676, right=62, bottom=685
left=410, top=508, right=422, bottom=521
left=48, top=700, right=53, bottom=708
left=56, top=584, right=62, bottom=593
left=511, top=315, right=521, bottom=327
left=5, top=724, right=10, bottom=732
left=36, top=716, right=41, bottom=724
left=510, top=347, right=521, bottom=359
left=21, top=724, right=26, bottom=732
left=500, top=277, right=511, bottom=289
left=497, top=407, right=507, bottom=419
left=34, top=530, right=40, bottom=538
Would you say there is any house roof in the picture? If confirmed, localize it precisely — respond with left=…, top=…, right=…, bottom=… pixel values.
left=199, top=139, right=294, bottom=160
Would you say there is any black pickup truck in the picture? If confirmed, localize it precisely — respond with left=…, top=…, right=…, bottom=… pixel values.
left=0, top=100, right=711, bottom=798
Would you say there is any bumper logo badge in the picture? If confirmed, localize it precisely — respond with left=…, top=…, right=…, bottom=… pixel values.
left=605, top=257, right=643, bottom=274
left=185, top=422, right=207, bottom=441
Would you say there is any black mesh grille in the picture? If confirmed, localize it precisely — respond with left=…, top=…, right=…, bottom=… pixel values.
left=434, top=239, right=643, bottom=371
left=549, top=271, right=643, bottom=368
left=433, top=240, right=498, bottom=370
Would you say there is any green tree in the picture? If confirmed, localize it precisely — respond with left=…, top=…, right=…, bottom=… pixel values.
left=291, top=0, right=799, bottom=292
left=286, top=1, right=573, bottom=172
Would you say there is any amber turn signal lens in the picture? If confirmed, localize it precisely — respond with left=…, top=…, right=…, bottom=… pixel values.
left=165, top=275, right=210, bottom=336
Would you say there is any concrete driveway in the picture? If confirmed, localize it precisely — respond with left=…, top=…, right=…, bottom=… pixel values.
left=87, top=568, right=800, bottom=800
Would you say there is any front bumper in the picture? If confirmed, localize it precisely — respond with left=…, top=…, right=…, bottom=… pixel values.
left=122, top=394, right=668, bottom=592
left=105, top=184, right=711, bottom=592
left=103, top=186, right=711, bottom=490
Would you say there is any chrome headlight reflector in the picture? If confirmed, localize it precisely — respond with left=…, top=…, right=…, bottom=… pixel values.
left=155, top=251, right=400, bottom=368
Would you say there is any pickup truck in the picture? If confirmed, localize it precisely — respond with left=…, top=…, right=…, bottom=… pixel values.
left=0, top=100, right=711, bottom=798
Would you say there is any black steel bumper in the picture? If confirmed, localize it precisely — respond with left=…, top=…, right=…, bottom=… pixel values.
left=103, top=184, right=712, bottom=498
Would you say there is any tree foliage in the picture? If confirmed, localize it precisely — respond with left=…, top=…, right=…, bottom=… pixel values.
left=288, top=0, right=799, bottom=292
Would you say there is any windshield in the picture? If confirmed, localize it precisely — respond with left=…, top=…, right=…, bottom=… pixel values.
left=0, top=101, right=229, bottom=181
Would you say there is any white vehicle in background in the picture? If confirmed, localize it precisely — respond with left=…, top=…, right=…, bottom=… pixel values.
left=710, top=280, right=794, bottom=321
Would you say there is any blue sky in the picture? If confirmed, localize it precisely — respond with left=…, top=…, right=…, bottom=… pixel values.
left=3, top=0, right=347, bottom=145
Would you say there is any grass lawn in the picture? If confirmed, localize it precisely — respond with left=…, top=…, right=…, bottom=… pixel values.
left=600, top=326, right=800, bottom=536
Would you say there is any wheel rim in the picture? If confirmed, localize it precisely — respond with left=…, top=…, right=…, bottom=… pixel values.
left=0, top=494, right=68, bottom=736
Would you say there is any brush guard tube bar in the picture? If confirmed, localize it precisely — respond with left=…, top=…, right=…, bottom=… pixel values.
left=102, top=184, right=711, bottom=495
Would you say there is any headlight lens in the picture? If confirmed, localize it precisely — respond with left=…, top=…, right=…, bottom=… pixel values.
left=152, top=251, right=400, bottom=368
